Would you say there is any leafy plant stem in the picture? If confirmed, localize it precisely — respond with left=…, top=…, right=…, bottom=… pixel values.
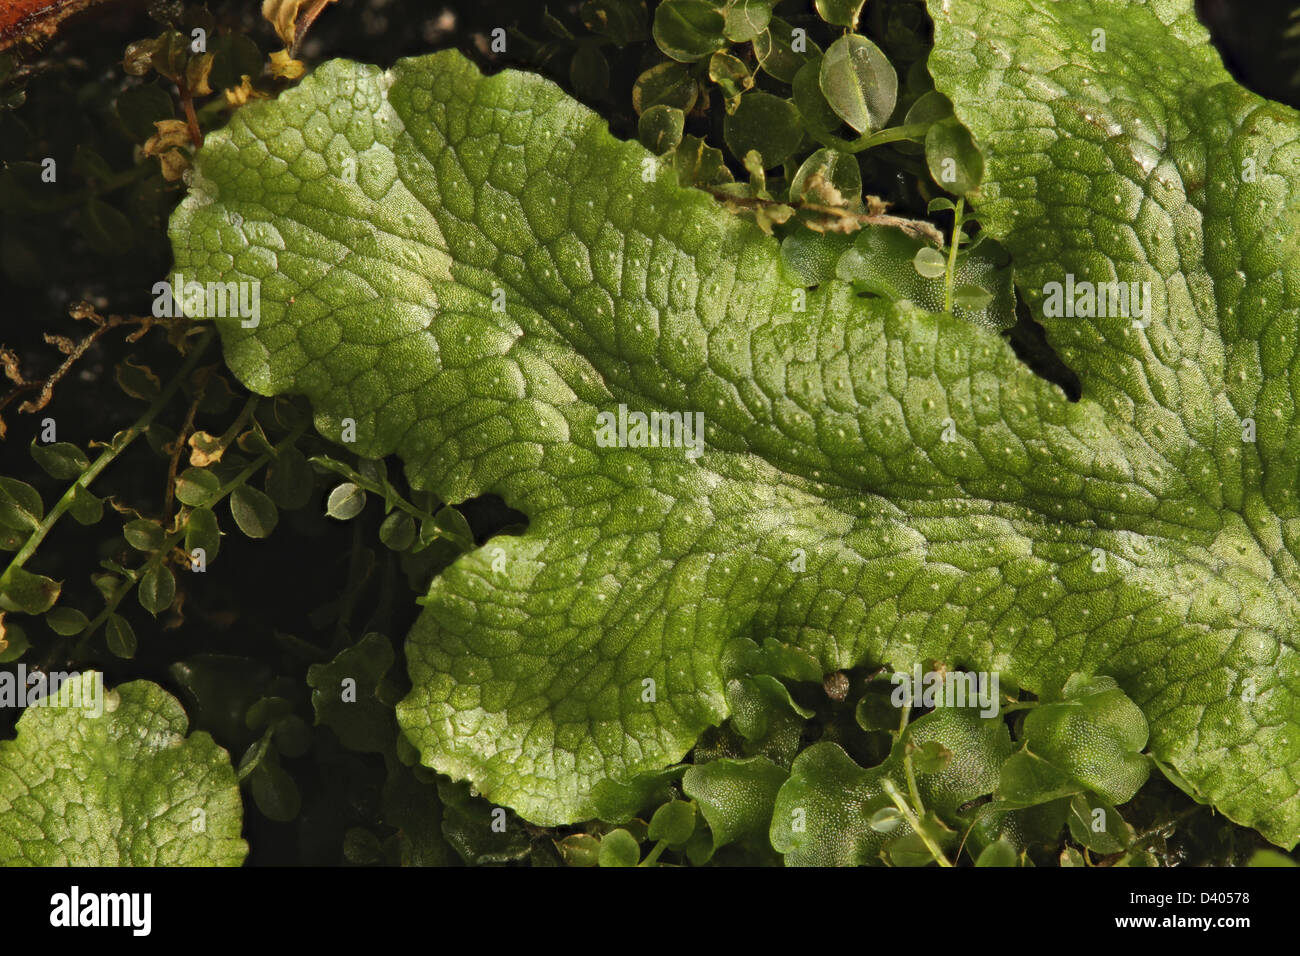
left=201, top=394, right=259, bottom=462
left=176, top=76, right=203, bottom=147
left=162, top=365, right=211, bottom=516
left=881, top=778, right=951, bottom=867
left=309, top=455, right=466, bottom=547
left=815, top=122, right=930, bottom=154
left=0, top=328, right=214, bottom=585
left=75, top=416, right=308, bottom=651
left=639, top=838, right=669, bottom=866
left=944, top=197, right=964, bottom=314
left=903, top=748, right=926, bottom=817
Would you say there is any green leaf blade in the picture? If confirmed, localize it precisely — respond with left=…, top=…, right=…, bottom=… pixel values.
left=925, top=0, right=1300, bottom=847
left=168, top=37, right=1300, bottom=847
left=0, top=675, right=246, bottom=865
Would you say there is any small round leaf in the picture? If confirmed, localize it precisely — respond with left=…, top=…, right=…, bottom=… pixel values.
left=432, top=506, right=474, bottom=549
left=115, top=82, right=175, bottom=142
left=723, top=92, right=802, bottom=168
left=67, top=486, right=103, bottom=527
left=123, top=518, right=166, bottom=552
left=251, top=760, right=301, bottom=822
left=925, top=117, right=984, bottom=195
left=0, top=477, right=43, bottom=532
left=647, top=799, right=697, bottom=845
left=379, top=511, right=417, bottom=551
left=106, top=613, right=137, bottom=659
left=139, top=564, right=176, bottom=615
left=0, top=567, right=60, bottom=614
left=913, top=246, right=947, bottom=279
left=954, top=284, right=994, bottom=311
left=814, top=0, right=865, bottom=27
left=0, top=621, right=29, bottom=662
left=185, top=506, right=221, bottom=563
left=580, top=0, right=648, bottom=46
left=632, top=61, right=698, bottom=115
left=707, top=51, right=751, bottom=113
left=652, top=0, right=727, bottom=62
left=30, top=440, right=89, bottom=480
left=556, top=832, right=601, bottom=866
left=723, top=0, right=773, bottom=42
left=45, top=606, right=89, bottom=636
left=753, top=17, right=819, bottom=83
left=638, top=104, right=685, bottom=154
left=792, top=58, right=842, bottom=136
left=910, top=740, right=954, bottom=775
left=264, top=447, right=314, bottom=510
left=569, top=44, right=611, bottom=103
left=869, top=806, right=905, bottom=833
left=819, top=34, right=898, bottom=134
left=326, top=483, right=367, bottom=521
left=176, top=467, right=221, bottom=507
left=597, top=828, right=641, bottom=866
left=230, top=485, right=279, bottom=538
left=903, top=89, right=953, bottom=129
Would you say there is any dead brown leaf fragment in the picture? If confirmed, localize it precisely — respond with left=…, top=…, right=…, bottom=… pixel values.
left=262, top=0, right=337, bottom=54
left=224, top=76, right=269, bottom=107
left=143, top=119, right=191, bottom=157
left=268, top=48, right=306, bottom=81
left=144, top=119, right=194, bottom=181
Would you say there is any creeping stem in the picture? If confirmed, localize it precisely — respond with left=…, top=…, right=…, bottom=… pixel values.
left=1, top=328, right=214, bottom=586
left=944, top=197, right=965, bottom=315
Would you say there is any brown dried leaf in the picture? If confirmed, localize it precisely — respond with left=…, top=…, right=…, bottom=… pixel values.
left=269, top=48, right=305, bottom=81
left=188, top=430, right=226, bottom=467
left=143, top=119, right=192, bottom=158
left=224, top=76, right=269, bottom=107
left=262, top=0, right=337, bottom=52
left=186, top=51, right=215, bottom=97
left=803, top=170, right=848, bottom=210
left=157, top=148, right=191, bottom=183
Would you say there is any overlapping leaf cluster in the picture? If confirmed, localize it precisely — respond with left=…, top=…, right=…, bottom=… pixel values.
left=2, top=0, right=1297, bottom=867
left=166, top=0, right=1300, bottom=854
